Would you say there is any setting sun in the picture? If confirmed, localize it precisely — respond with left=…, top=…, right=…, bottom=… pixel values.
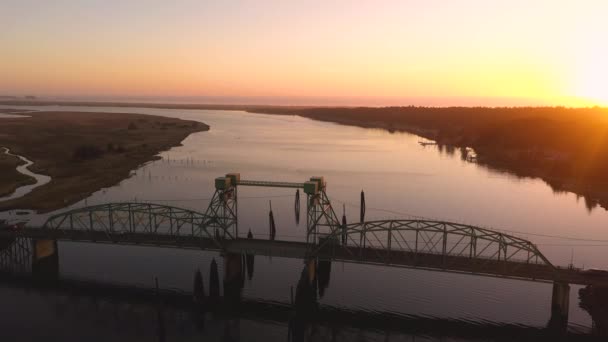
left=1, top=1, right=608, bottom=107
left=573, top=45, right=608, bottom=106
left=562, top=15, right=608, bottom=107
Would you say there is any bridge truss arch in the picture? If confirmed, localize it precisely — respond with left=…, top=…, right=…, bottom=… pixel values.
left=317, top=219, right=555, bottom=272
left=42, top=202, right=230, bottom=247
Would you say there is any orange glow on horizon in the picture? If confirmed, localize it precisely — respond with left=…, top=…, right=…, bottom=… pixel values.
left=2, top=1, right=608, bottom=107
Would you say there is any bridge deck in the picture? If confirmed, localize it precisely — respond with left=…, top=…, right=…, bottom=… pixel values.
left=3, top=228, right=607, bottom=286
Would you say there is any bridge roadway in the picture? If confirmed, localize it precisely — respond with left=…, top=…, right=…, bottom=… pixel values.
left=5, top=227, right=607, bottom=287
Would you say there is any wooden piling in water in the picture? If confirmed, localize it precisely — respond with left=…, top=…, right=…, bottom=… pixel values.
left=269, top=201, right=276, bottom=240
left=360, top=190, right=366, bottom=223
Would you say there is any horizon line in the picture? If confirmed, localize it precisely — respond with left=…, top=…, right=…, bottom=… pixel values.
left=0, top=98, right=605, bottom=110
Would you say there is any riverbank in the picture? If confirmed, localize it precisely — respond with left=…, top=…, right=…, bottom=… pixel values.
left=0, top=111, right=208, bottom=213
left=0, top=147, right=52, bottom=202
left=3, top=101, right=608, bottom=210
left=248, top=106, right=608, bottom=210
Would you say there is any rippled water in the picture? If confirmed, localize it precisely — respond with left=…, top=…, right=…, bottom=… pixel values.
left=2, top=104, right=608, bottom=339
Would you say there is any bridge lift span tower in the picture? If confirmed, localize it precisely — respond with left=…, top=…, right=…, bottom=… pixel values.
left=205, top=173, right=341, bottom=243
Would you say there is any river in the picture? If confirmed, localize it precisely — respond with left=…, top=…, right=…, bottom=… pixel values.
left=0, top=147, right=51, bottom=202
left=1, top=104, right=607, bottom=340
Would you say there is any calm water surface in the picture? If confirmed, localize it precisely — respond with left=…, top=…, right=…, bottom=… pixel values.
left=2, top=105, right=608, bottom=340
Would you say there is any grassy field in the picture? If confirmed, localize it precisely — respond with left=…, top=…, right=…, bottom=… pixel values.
left=0, top=111, right=208, bottom=213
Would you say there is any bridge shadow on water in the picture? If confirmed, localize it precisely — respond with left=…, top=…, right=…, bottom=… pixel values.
left=1, top=235, right=606, bottom=341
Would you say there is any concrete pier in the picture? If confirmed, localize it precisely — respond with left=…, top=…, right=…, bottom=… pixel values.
left=208, top=258, right=220, bottom=305
left=550, top=282, right=570, bottom=330
left=223, top=252, right=244, bottom=309
left=32, top=239, right=59, bottom=279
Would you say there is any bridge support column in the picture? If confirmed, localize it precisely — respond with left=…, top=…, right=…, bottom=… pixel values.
left=296, top=260, right=318, bottom=311
left=209, top=258, right=220, bottom=308
left=32, top=239, right=59, bottom=280
left=305, top=177, right=341, bottom=245
left=549, top=282, right=570, bottom=330
left=205, top=175, right=238, bottom=240
left=306, top=259, right=316, bottom=285
left=291, top=262, right=319, bottom=342
left=223, top=252, right=244, bottom=309
left=317, top=259, right=331, bottom=298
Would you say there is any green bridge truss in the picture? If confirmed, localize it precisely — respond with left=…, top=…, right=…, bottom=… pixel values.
left=38, top=174, right=554, bottom=270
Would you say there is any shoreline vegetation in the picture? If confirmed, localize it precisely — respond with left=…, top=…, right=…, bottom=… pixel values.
left=0, top=110, right=208, bottom=213
left=250, top=106, right=608, bottom=211
left=2, top=101, right=608, bottom=211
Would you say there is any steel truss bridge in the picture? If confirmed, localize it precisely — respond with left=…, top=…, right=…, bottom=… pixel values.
left=1, top=173, right=604, bottom=285
left=2, top=173, right=608, bottom=324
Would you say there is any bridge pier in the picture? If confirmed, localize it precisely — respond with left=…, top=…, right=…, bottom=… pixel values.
left=306, top=259, right=316, bottom=285
left=296, top=261, right=318, bottom=312
left=289, top=261, right=320, bottom=341
left=223, top=252, right=244, bottom=309
left=32, top=239, right=59, bottom=280
left=549, top=282, right=570, bottom=331
left=193, top=269, right=205, bottom=305
left=317, top=259, right=331, bottom=298
left=245, top=253, right=255, bottom=281
left=209, top=258, right=220, bottom=307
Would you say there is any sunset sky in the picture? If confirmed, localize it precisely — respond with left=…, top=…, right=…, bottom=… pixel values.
left=1, top=0, right=607, bottom=106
